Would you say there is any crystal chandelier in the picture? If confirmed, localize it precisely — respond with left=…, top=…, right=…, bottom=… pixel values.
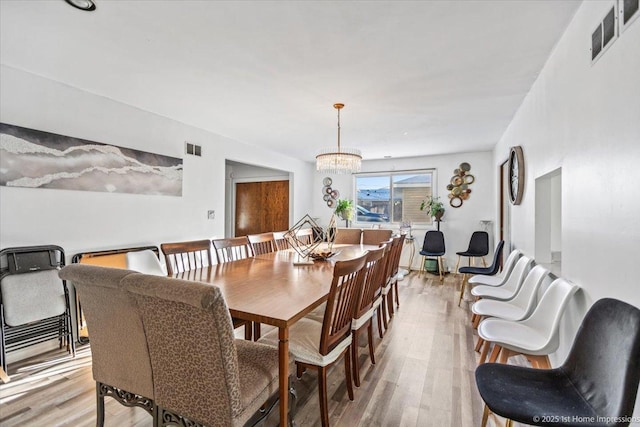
left=316, top=103, right=362, bottom=174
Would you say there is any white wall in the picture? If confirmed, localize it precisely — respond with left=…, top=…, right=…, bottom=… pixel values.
left=0, top=65, right=313, bottom=259
left=312, top=151, right=495, bottom=270
left=493, top=0, right=640, bottom=378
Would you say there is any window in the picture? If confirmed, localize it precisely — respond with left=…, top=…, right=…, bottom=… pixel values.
left=354, top=170, right=435, bottom=225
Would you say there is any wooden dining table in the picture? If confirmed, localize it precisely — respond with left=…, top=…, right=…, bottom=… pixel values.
left=173, top=243, right=376, bottom=426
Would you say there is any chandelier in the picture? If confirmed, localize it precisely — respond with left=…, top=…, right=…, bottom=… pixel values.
left=316, top=103, right=362, bottom=174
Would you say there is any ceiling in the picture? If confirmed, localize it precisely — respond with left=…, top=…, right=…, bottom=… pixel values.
left=0, top=0, right=581, bottom=163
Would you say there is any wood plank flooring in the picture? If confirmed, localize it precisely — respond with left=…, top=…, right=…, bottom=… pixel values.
left=0, top=272, right=515, bottom=426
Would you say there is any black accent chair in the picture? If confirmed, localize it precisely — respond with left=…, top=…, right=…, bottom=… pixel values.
left=455, top=231, right=489, bottom=272
left=458, top=240, right=505, bottom=306
left=419, top=231, right=446, bottom=281
left=475, top=298, right=640, bottom=427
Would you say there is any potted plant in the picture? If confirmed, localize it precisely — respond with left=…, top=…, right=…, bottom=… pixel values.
left=420, top=196, right=445, bottom=221
left=335, top=199, right=355, bottom=225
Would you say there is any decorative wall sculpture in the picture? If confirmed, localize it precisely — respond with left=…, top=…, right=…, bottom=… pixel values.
left=448, top=162, right=474, bottom=208
left=0, top=123, right=183, bottom=196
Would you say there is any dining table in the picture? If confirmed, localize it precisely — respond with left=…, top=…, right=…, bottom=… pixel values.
left=173, top=243, right=377, bottom=426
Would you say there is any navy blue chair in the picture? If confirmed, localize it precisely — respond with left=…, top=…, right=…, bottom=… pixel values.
left=475, top=298, right=640, bottom=427
left=419, top=231, right=445, bottom=281
left=455, top=231, right=489, bottom=272
left=458, top=240, right=504, bottom=306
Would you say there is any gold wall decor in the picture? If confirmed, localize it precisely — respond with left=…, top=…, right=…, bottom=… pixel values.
left=447, top=162, right=474, bottom=208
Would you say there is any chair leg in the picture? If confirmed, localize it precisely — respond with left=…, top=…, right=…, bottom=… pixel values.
left=344, top=347, right=354, bottom=401
left=455, top=256, right=461, bottom=274
left=387, top=291, right=394, bottom=319
left=253, top=323, right=261, bottom=341
left=318, top=367, right=329, bottom=427
left=488, top=345, right=502, bottom=363
left=420, top=256, right=425, bottom=275
left=438, top=257, right=444, bottom=282
left=479, top=341, right=491, bottom=364
left=376, top=306, right=384, bottom=339
left=475, top=337, right=485, bottom=352
left=498, top=348, right=511, bottom=364
left=367, top=322, right=376, bottom=365
left=296, top=363, right=305, bottom=379
left=481, top=405, right=490, bottom=427
left=96, top=383, right=105, bottom=427
left=481, top=257, right=487, bottom=267
left=473, top=314, right=482, bottom=329
left=505, top=419, right=514, bottom=427
left=393, top=282, right=399, bottom=308
left=352, top=328, right=361, bottom=387
left=244, top=322, right=252, bottom=341
left=458, top=274, right=467, bottom=307
left=381, top=298, right=389, bottom=330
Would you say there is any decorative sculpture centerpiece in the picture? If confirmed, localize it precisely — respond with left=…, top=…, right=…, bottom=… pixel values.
left=285, top=214, right=339, bottom=265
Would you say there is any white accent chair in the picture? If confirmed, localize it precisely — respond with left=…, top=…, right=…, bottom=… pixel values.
left=125, top=249, right=167, bottom=276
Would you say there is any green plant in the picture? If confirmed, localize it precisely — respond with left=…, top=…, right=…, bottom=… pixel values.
left=335, top=199, right=354, bottom=221
left=420, top=196, right=445, bottom=217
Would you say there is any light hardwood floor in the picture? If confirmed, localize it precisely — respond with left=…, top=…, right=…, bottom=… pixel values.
left=0, top=272, right=514, bottom=427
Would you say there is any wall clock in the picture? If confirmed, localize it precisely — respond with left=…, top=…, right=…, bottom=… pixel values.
left=508, top=146, right=525, bottom=205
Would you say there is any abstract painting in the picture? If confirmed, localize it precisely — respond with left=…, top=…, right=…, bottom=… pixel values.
left=0, top=123, right=183, bottom=196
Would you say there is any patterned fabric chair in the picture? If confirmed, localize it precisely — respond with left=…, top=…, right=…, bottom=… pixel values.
left=58, top=264, right=155, bottom=427
left=334, top=228, right=362, bottom=245
left=124, top=272, right=282, bottom=427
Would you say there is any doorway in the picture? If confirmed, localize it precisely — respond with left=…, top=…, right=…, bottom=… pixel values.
left=535, top=168, right=562, bottom=275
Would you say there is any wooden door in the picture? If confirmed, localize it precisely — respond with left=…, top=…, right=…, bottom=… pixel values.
left=235, top=180, right=289, bottom=236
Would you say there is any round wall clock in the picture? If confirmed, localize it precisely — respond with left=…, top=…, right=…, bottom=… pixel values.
left=508, top=146, right=525, bottom=205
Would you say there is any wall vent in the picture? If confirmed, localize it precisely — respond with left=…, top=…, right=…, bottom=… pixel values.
left=591, top=4, right=618, bottom=63
left=621, top=0, right=639, bottom=32
left=185, top=142, right=202, bottom=157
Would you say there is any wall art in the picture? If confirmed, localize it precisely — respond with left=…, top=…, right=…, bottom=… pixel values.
left=0, top=123, right=183, bottom=196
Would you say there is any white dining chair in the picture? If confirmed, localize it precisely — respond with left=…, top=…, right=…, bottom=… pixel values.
left=125, top=249, right=167, bottom=276
left=477, top=278, right=579, bottom=367
left=470, top=256, right=533, bottom=301
left=468, top=249, right=522, bottom=288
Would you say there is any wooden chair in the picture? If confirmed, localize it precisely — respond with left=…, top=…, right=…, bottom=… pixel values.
left=334, top=228, right=362, bottom=245
left=212, top=236, right=253, bottom=263
left=273, top=231, right=291, bottom=250
left=362, top=229, right=393, bottom=246
left=351, top=246, right=387, bottom=387
left=381, top=235, right=404, bottom=325
left=160, top=239, right=214, bottom=275
left=124, top=272, right=283, bottom=427
left=294, top=228, right=314, bottom=245
left=261, top=254, right=367, bottom=427
left=162, top=239, right=251, bottom=340
left=247, top=232, right=276, bottom=255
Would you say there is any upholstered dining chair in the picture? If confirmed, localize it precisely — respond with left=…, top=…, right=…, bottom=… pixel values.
left=162, top=239, right=251, bottom=340
left=58, top=264, right=156, bottom=427
left=334, top=228, right=362, bottom=245
left=361, top=229, right=393, bottom=246
left=247, top=232, right=276, bottom=256
left=123, top=271, right=284, bottom=427
left=454, top=231, right=489, bottom=272
left=213, top=236, right=253, bottom=263
left=419, top=230, right=446, bottom=281
left=475, top=298, right=640, bottom=427
left=458, top=240, right=505, bottom=306
left=261, top=253, right=367, bottom=427
left=351, top=246, right=387, bottom=387
left=160, top=239, right=214, bottom=275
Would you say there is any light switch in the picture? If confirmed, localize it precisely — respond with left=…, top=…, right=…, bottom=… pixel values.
left=207, top=210, right=215, bottom=220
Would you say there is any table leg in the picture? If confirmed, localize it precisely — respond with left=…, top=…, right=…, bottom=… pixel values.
left=279, top=326, right=290, bottom=426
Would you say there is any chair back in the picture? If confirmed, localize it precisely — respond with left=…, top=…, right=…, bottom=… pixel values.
left=494, top=249, right=522, bottom=281
left=161, top=240, right=214, bottom=275
left=58, top=264, right=154, bottom=399
left=212, top=236, right=252, bottom=263
left=354, top=246, right=386, bottom=320
left=563, top=298, right=640, bottom=420
left=378, top=239, right=394, bottom=285
left=497, top=256, right=534, bottom=295
left=485, top=240, right=505, bottom=275
left=519, top=278, right=579, bottom=353
left=295, top=228, right=314, bottom=245
left=422, top=231, right=445, bottom=254
left=272, top=231, right=291, bottom=250
left=123, top=272, right=243, bottom=425
left=319, top=254, right=367, bottom=356
left=247, top=232, right=276, bottom=256
left=466, top=231, right=489, bottom=256
left=126, top=249, right=167, bottom=276
left=362, top=229, right=393, bottom=246
left=506, top=265, right=552, bottom=318
left=389, top=234, right=405, bottom=279
left=334, top=228, right=362, bottom=245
